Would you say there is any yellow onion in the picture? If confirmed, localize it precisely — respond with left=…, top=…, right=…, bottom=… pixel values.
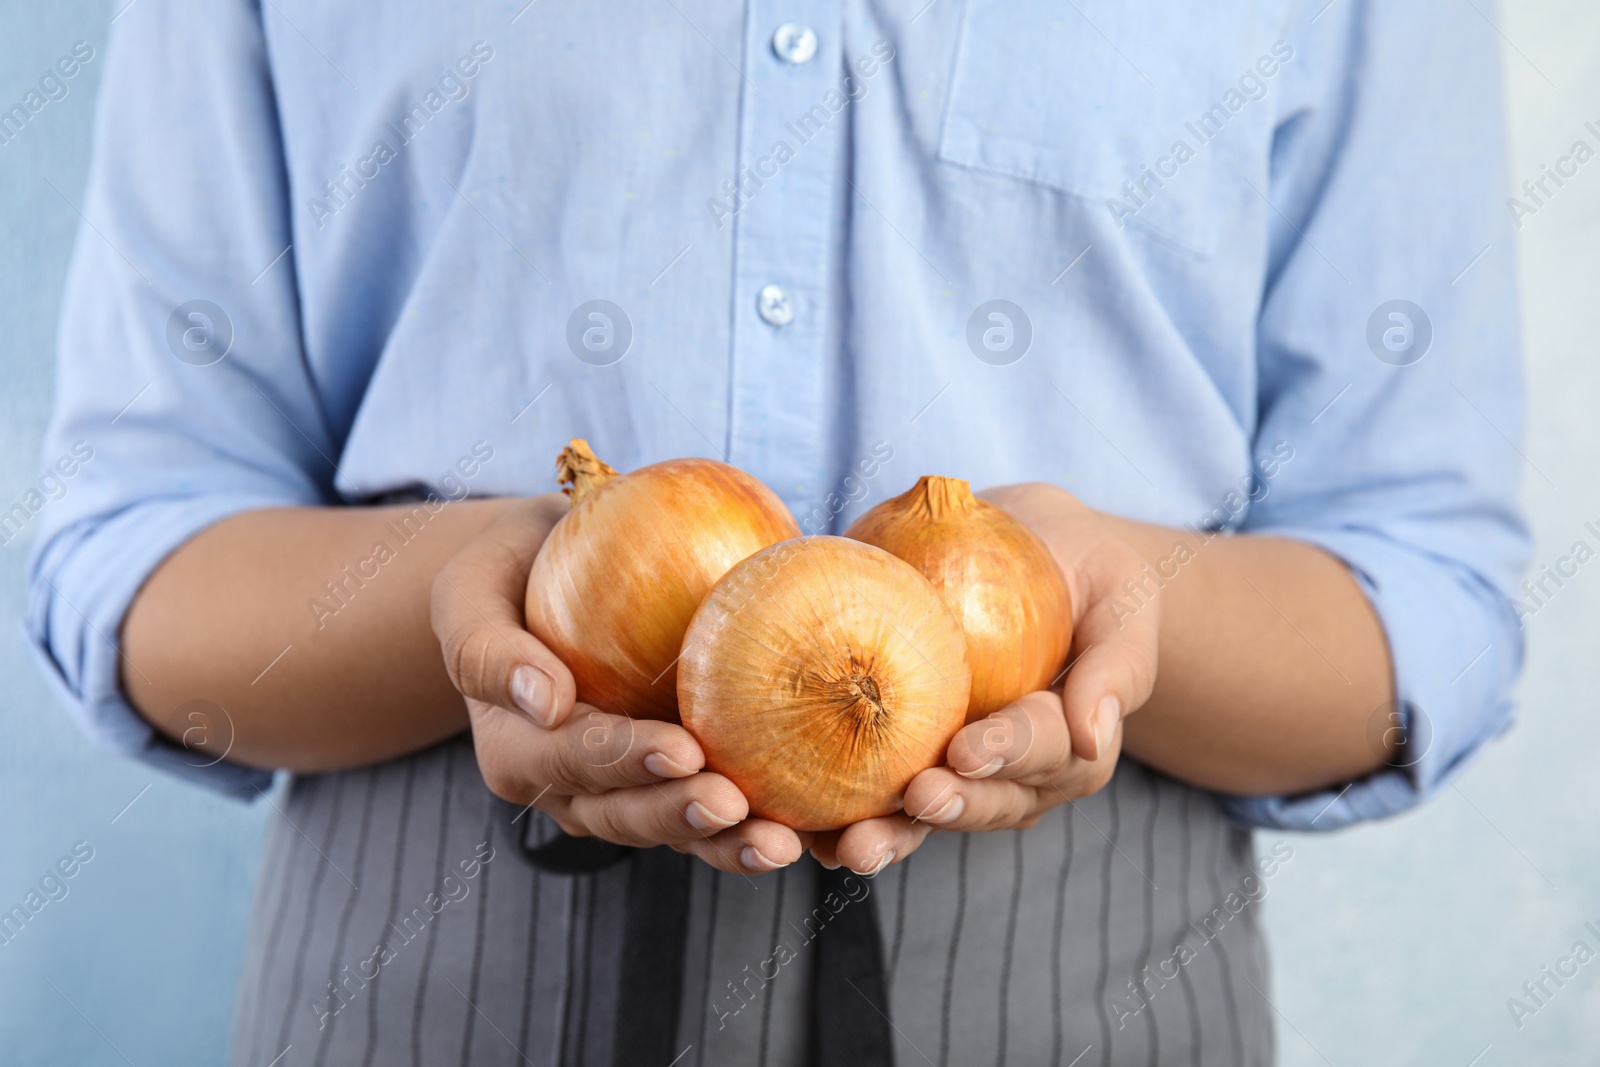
left=845, top=475, right=1073, bottom=721
left=525, top=440, right=800, bottom=721
left=678, top=536, right=971, bottom=830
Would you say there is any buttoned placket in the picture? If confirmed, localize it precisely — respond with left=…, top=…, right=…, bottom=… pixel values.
left=724, top=0, right=843, bottom=503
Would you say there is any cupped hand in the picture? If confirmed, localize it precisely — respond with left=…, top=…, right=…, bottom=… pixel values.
left=430, top=494, right=805, bottom=875
left=812, top=482, right=1160, bottom=875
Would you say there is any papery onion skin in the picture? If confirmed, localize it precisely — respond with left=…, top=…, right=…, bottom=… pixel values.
left=678, top=536, right=971, bottom=831
left=845, top=476, right=1073, bottom=722
left=526, top=440, right=800, bottom=722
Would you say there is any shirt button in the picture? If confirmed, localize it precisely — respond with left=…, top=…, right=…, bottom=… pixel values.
left=771, top=24, right=818, bottom=65
left=757, top=285, right=796, bottom=327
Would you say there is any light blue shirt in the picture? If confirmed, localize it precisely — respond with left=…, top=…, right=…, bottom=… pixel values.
left=25, top=0, right=1528, bottom=830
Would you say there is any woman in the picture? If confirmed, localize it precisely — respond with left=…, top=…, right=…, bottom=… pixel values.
left=29, top=0, right=1525, bottom=1063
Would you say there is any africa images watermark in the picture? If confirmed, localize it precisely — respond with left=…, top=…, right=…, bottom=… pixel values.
left=705, top=39, right=896, bottom=229
left=0, top=841, right=96, bottom=949
left=696, top=441, right=897, bottom=635
left=1106, top=839, right=1294, bottom=1030
left=1105, top=40, right=1294, bottom=231
left=1505, top=918, right=1600, bottom=1032
left=796, top=439, right=895, bottom=535
left=1108, top=441, right=1296, bottom=628
left=1506, top=120, right=1600, bottom=230
left=306, top=41, right=495, bottom=229
left=310, top=840, right=495, bottom=1030
left=0, top=39, right=95, bottom=149
left=0, top=441, right=94, bottom=547
left=306, top=442, right=494, bottom=629
left=710, top=870, right=873, bottom=1030
left=1507, top=517, right=1600, bottom=628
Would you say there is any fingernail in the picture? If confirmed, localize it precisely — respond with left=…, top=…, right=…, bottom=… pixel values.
left=919, top=793, right=965, bottom=826
left=1092, top=695, right=1121, bottom=760
left=741, top=846, right=788, bottom=872
left=644, top=752, right=694, bottom=779
left=816, top=854, right=842, bottom=870
left=685, top=801, right=738, bottom=832
left=957, top=756, right=1005, bottom=780
left=852, top=850, right=895, bottom=877
left=510, top=665, right=556, bottom=727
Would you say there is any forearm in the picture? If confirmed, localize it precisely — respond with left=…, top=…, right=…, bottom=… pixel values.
left=1104, top=516, right=1395, bottom=795
left=121, top=496, right=532, bottom=772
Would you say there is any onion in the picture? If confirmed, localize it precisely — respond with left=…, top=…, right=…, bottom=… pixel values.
left=678, top=536, right=971, bottom=830
left=525, top=440, right=800, bottom=721
left=845, top=476, right=1073, bottom=721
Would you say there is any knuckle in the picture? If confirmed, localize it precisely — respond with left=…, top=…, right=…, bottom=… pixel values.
left=441, top=625, right=498, bottom=697
left=542, top=750, right=596, bottom=796
left=544, top=799, right=587, bottom=836
left=575, top=799, right=626, bottom=844
left=1002, top=792, right=1035, bottom=828
left=473, top=750, right=527, bottom=805
left=590, top=796, right=659, bottom=848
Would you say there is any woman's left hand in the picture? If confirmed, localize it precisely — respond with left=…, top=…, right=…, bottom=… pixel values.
left=809, top=482, right=1159, bottom=875
left=808, top=690, right=1122, bottom=873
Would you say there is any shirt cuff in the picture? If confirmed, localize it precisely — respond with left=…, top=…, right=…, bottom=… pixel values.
left=1215, top=525, right=1522, bottom=831
left=25, top=493, right=294, bottom=799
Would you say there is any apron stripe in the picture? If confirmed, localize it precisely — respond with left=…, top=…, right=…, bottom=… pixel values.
left=1140, top=775, right=1162, bottom=1067
left=1175, top=790, right=1202, bottom=1061
left=757, top=865, right=789, bottom=1067
left=938, top=833, right=971, bottom=1067
left=362, top=758, right=416, bottom=1067
left=458, top=801, right=497, bottom=1065
left=229, top=741, right=1273, bottom=1067
left=997, top=830, right=1025, bottom=1067
left=314, top=770, right=377, bottom=1067
left=692, top=873, right=723, bottom=1067
left=515, top=841, right=542, bottom=1055
left=1050, top=801, right=1075, bottom=1067
left=1206, top=815, right=1244, bottom=1065
left=886, top=851, right=913, bottom=988
left=277, top=773, right=347, bottom=1057
left=408, top=745, right=455, bottom=1066
left=1094, top=773, right=1121, bottom=1067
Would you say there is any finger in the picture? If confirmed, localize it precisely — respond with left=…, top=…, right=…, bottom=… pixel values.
left=567, top=773, right=750, bottom=848
left=471, top=701, right=706, bottom=798
left=832, top=814, right=933, bottom=875
left=675, top=819, right=808, bottom=875
left=1062, top=560, right=1160, bottom=761
left=431, top=495, right=579, bottom=728
left=903, top=766, right=1041, bottom=833
left=808, top=829, right=843, bottom=870
left=945, top=691, right=1072, bottom=784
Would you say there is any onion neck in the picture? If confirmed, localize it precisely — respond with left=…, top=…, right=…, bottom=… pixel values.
left=904, top=475, right=978, bottom=521
left=557, top=438, right=619, bottom=506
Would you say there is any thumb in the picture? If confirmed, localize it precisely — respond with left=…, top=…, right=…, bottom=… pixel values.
left=431, top=498, right=578, bottom=728
left=1060, top=578, right=1160, bottom=763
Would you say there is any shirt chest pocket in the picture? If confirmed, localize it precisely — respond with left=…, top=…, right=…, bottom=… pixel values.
left=938, top=0, right=1289, bottom=257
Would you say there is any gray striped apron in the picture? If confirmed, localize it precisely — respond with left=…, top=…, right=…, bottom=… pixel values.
left=228, top=736, right=1272, bottom=1066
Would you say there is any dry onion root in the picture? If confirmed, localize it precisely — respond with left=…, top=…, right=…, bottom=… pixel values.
left=525, top=440, right=800, bottom=721
left=678, top=536, right=971, bottom=831
left=845, top=475, right=1073, bottom=721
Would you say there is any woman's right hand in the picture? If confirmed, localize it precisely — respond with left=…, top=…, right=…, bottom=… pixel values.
left=430, top=494, right=804, bottom=874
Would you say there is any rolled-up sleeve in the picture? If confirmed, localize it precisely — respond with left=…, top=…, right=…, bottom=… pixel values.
left=1218, top=0, right=1530, bottom=831
left=25, top=0, right=334, bottom=797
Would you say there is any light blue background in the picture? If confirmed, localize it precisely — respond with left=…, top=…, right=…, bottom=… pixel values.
left=1, top=1, right=1596, bottom=1064
left=0, top=4, right=268, bottom=1065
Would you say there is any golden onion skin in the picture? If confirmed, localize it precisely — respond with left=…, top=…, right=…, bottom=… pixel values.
left=526, top=441, right=800, bottom=722
left=678, top=536, right=971, bottom=831
left=845, top=476, right=1073, bottom=722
